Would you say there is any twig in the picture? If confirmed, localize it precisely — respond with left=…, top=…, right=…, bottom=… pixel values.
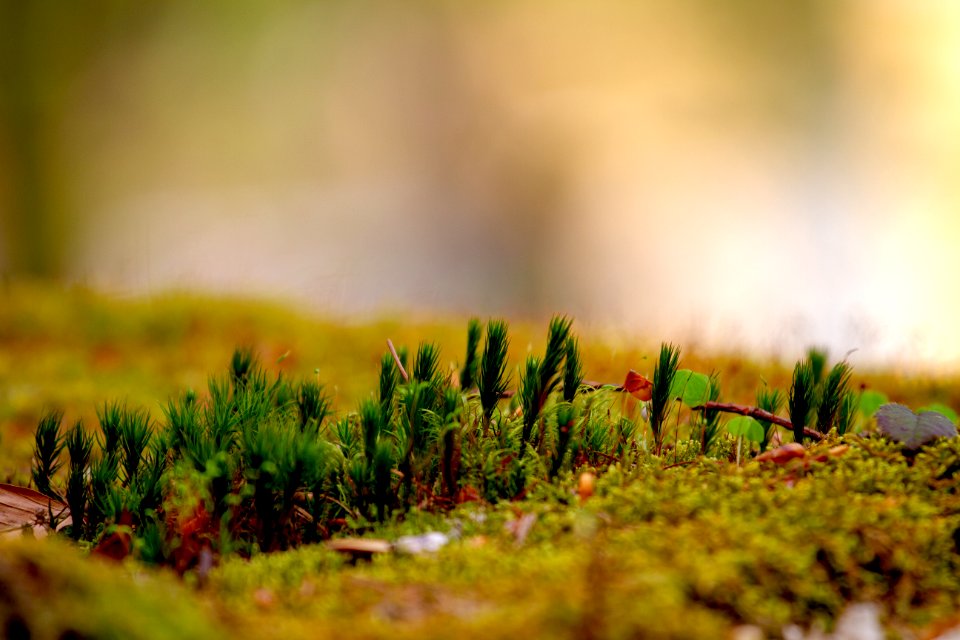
left=386, top=339, right=409, bottom=383
left=585, top=448, right=620, bottom=464
left=691, top=401, right=824, bottom=442
left=582, top=380, right=626, bottom=392
left=662, top=459, right=697, bottom=470
left=323, top=494, right=359, bottom=521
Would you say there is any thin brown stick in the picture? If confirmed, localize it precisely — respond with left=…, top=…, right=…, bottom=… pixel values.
left=661, top=459, right=698, bottom=470
left=691, top=401, right=824, bottom=442
left=386, top=339, right=409, bottom=382
left=322, top=494, right=360, bottom=521
left=586, top=448, right=620, bottom=464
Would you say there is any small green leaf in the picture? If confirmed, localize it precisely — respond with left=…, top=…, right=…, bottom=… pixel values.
left=875, top=403, right=958, bottom=450
left=918, top=403, right=958, bottom=424
left=727, top=416, right=764, bottom=443
left=669, top=369, right=710, bottom=408
left=858, top=389, right=888, bottom=418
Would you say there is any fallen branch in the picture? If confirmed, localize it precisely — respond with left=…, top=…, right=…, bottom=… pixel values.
left=691, top=402, right=824, bottom=442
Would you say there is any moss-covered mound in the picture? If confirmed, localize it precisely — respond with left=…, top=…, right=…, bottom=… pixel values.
left=208, top=436, right=960, bottom=639
left=0, top=537, right=223, bottom=639
left=3, top=286, right=960, bottom=638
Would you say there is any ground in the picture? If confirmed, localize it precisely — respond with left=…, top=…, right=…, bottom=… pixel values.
left=1, top=283, right=959, bottom=639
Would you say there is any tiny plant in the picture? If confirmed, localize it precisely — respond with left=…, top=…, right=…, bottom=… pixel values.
left=807, top=346, right=828, bottom=386
left=700, top=372, right=723, bottom=454
left=816, top=362, right=853, bottom=434
left=518, top=355, right=543, bottom=457
left=372, top=439, right=395, bottom=522
left=378, top=352, right=398, bottom=425
left=460, top=317, right=482, bottom=390
left=360, top=398, right=381, bottom=463
left=650, top=343, right=680, bottom=455
left=518, top=316, right=571, bottom=456
left=297, top=379, right=330, bottom=433
left=788, top=359, right=816, bottom=444
left=413, top=342, right=441, bottom=384
left=836, top=393, right=857, bottom=436
left=32, top=409, right=64, bottom=500
left=539, top=316, right=572, bottom=401
left=29, top=313, right=917, bottom=574
left=64, top=420, right=94, bottom=540
left=551, top=336, right=584, bottom=477
left=563, top=336, right=583, bottom=404
left=756, top=386, right=784, bottom=452
left=478, top=319, right=510, bottom=437
left=119, top=406, right=153, bottom=488
left=97, top=401, right=123, bottom=454
left=230, top=346, right=257, bottom=389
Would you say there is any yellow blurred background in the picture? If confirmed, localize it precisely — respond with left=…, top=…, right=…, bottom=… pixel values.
left=3, top=0, right=960, bottom=369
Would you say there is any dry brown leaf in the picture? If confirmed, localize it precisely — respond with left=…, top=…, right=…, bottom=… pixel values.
left=0, top=483, right=71, bottom=539
left=93, top=528, right=133, bottom=562
left=622, top=370, right=653, bottom=401
left=457, top=485, right=481, bottom=504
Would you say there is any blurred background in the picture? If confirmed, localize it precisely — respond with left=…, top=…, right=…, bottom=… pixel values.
left=3, top=0, right=960, bottom=370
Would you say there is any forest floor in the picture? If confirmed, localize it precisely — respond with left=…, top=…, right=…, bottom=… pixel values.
left=1, top=282, right=959, bottom=639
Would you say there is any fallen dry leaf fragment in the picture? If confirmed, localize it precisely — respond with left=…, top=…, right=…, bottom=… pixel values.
left=93, top=510, right=135, bottom=562
left=93, top=529, right=133, bottom=562
left=0, top=483, right=71, bottom=539
left=622, top=370, right=653, bottom=401
left=755, top=442, right=806, bottom=464
left=457, top=485, right=481, bottom=504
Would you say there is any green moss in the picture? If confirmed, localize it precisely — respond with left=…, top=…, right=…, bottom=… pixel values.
left=195, top=438, right=960, bottom=637
left=0, top=537, right=223, bottom=639
left=4, top=284, right=960, bottom=638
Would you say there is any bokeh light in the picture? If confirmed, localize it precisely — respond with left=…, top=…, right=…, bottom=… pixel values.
left=3, top=0, right=959, bottom=369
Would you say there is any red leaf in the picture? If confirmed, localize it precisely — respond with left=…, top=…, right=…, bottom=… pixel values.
left=94, top=529, right=132, bottom=562
left=622, top=370, right=653, bottom=401
left=457, top=485, right=481, bottom=504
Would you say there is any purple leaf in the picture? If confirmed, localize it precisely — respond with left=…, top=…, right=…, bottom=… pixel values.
left=875, top=403, right=958, bottom=449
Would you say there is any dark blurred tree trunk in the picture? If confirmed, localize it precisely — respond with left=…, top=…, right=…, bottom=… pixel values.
left=0, top=1, right=63, bottom=277
left=0, top=0, right=152, bottom=279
